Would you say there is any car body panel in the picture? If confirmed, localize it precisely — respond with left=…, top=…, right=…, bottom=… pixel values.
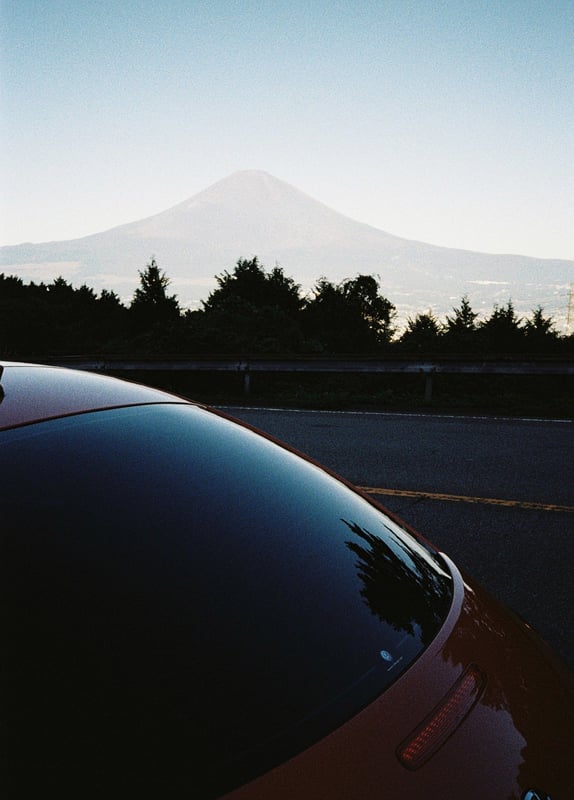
left=0, top=362, right=181, bottom=430
left=1, top=362, right=572, bottom=798
left=224, top=574, right=574, bottom=799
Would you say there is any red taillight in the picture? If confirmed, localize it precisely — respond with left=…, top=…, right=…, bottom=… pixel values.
left=397, top=664, right=486, bottom=770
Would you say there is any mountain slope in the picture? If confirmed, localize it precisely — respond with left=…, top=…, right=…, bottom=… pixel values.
left=1, top=170, right=571, bottom=325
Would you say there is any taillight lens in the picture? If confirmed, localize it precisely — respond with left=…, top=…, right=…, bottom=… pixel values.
left=397, top=664, right=486, bottom=770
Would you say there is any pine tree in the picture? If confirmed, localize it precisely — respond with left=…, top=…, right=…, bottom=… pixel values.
left=130, top=258, right=180, bottom=329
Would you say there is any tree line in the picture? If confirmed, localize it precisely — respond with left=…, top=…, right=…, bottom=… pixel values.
left=1, top=256, right=571, bottom=359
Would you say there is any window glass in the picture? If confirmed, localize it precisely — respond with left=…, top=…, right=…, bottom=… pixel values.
left=1, top=404, right=452, bottom=795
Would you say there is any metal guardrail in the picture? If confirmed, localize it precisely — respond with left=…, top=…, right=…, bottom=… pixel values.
left=50, top=355, right=574, bottom=374
left=51, top=356, right=574, bottom=402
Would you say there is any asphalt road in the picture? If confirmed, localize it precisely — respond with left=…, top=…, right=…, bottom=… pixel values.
left=220, top=406, right=574, bottom=672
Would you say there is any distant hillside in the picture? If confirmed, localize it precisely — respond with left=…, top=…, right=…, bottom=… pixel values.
left=1, top=170, right=572, bottom=328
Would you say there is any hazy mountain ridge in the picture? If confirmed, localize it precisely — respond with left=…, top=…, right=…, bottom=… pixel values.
left=1, top=170, right=572, bottom=328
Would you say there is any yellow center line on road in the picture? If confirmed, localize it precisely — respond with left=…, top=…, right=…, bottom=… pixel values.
left=359, top=486, right=574, bottom=513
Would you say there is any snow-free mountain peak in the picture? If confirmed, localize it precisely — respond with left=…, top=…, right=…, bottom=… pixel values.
left=122, top=169, right=401, bottom=251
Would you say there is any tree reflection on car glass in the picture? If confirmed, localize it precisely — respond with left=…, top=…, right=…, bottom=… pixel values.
left=344, top=520, right=452, bottom=646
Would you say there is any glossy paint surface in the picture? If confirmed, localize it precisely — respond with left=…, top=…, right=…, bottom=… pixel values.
left=2, top=402, right=451, bottom=795
left=0, top=362, right=179, bottom=430
left=1, top=363, right=572, bottom=797
left=225, top=577, right=574, bottom=799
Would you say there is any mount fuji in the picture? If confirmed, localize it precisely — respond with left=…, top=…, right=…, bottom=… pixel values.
left=1, top=170, right=571, bottom=327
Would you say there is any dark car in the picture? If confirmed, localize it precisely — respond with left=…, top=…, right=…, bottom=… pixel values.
left=1, top=362, right=572, bottom=798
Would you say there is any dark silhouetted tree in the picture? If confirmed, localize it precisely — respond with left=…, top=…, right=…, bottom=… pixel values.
left=0, top=274, right=130, bottom=356
left=194, top=257, right=304, bottom=353
left=523, top=306, right=559, bottom=352
left=479, top=301, right=524, bottom=353
left=341, top=275, right=396, bottom=344
left=399, top=311, right=442, bottom=352
left=303, top=275, right=395, bottom=353
left=202, top=257, right=302, bottom=318
left=130, top=258, right=180, bottom=331
left=443, top=295, right=479, bottom=352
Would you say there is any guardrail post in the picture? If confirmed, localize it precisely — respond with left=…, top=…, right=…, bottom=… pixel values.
left=422, top=367, right=435, bottom=404
left=237, top=361, right=251, bottom=396
left=425, top=374, right=432, bottom=404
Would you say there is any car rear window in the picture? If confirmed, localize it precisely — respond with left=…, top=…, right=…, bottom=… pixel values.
left=1, top=404, right=453, bottom=795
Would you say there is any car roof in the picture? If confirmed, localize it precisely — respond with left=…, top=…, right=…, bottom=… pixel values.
left=0, top=362, right=188, bottom=430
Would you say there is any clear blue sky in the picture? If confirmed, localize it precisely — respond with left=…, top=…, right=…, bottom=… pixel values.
left=1, top=0, right=573, bottom=259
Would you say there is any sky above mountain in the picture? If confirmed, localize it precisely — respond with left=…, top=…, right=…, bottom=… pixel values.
left=1, top=1, right=573, bottom=261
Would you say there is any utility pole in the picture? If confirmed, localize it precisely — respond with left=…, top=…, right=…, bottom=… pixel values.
left=568, top=283, right=574, bottom=335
